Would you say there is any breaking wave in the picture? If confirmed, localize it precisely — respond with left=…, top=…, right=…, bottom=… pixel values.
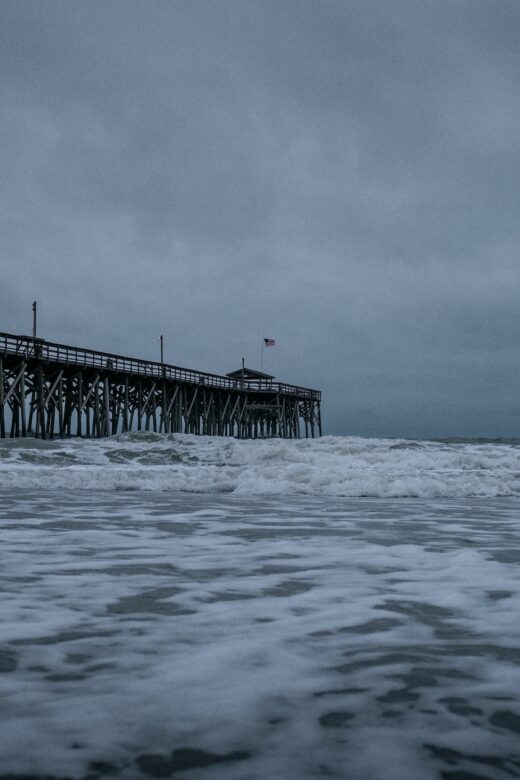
left=1, top=432, right=520, bottom=497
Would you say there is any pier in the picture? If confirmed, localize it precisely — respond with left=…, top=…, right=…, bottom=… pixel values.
left=0, top=332, right=322, bottom=439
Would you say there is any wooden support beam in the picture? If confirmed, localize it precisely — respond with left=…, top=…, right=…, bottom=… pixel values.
left=103, top=376, right=110, bottom=436
left=20, top=366, right=27, bottom=437
left=81, top=374, right=100, bottom=412
left=44, top=370, right=64, bottom=407
left=123, top=377, right=129, bottom=432
left=0, top=357, right=5, bottom=438
left=77, top=371, right=83, bottom=436
left=4, top=363, right=26, bottom=405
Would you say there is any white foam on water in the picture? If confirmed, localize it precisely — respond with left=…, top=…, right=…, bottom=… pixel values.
left=1, top=432, right=520, bottom=497
left=1, top=491, right=520, bottom=779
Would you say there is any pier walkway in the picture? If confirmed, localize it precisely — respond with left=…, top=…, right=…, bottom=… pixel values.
left=0, top=332, right=322, bottom=439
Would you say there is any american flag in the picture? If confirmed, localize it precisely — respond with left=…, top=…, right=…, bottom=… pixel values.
left=264, top=338, right=276, bottom=346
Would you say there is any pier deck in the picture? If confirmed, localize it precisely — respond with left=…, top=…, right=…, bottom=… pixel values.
left=0, top=332, right=322, bottom=439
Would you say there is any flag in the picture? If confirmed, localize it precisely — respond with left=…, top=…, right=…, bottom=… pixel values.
left=264, top=338, right=276, bottom=346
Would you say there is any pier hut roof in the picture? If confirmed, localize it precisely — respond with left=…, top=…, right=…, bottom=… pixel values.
left=226, top=367, right=275, bottom=381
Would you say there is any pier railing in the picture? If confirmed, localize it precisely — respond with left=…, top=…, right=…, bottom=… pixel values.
left=0, top=332, right=320, bottom=401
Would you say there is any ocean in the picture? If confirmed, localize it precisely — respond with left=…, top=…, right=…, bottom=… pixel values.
left=1, top=433, right=520, bottom=779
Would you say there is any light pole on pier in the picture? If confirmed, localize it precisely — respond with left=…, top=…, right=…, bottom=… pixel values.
left=159, top=334, right=166, bottom=378
left=32, top=301, right=37, bottom=339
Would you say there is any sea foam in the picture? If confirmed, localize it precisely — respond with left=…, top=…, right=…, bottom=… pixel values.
left=1, top=432, right=520, bottom=497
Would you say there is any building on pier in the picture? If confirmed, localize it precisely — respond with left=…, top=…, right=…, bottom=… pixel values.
left=0, top=332, right=322, bottom=439
left=226, top=367, right=274, bottom=383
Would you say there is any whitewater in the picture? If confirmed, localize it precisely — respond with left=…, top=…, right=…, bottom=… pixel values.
left=2, top=431, right=520, bottom=497
left=1, top=433, right=520, bottom=779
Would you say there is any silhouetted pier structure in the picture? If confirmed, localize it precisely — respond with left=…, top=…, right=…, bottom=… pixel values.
left=0, top=332, right=322, bottom=439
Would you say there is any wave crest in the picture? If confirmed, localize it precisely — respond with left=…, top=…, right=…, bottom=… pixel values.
left=1, top=433, right=520, bottom=497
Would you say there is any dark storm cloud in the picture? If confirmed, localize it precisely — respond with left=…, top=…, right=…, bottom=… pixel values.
left=2, top=0, right=520, bottom=436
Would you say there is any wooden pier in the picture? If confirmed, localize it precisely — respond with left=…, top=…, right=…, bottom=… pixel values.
left=0, top=332, right=322, bottom=439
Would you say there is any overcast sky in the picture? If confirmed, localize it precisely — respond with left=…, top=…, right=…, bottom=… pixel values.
left=2, top=0, right=520, bottom=437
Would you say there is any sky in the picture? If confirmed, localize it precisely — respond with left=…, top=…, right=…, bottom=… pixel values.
left=2, top=0, right=520, bottom=438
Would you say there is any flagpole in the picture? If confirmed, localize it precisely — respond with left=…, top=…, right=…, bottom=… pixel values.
left=260, top=338, right=264, bottom=371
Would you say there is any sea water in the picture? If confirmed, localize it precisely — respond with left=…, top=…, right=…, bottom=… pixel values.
left=1, top=433, right=520, bottom=779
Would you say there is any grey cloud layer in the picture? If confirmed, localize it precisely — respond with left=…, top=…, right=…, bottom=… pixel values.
left=2, top=0, right=520, bottom=436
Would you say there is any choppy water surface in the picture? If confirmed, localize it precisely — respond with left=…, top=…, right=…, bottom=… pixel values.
left=2, top=431, right=520, bottom=497
left=1, top=435, right=520, bottom=779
